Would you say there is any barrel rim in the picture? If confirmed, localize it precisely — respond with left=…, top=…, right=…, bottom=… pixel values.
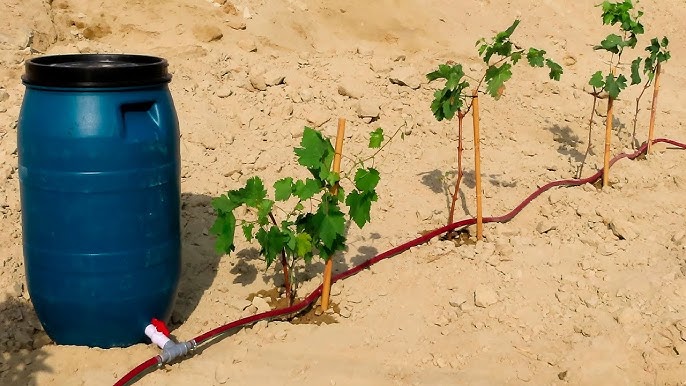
left=22, top=53, right=172, bottom=88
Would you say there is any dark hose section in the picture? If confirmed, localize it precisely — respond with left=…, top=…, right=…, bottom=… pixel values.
left=113, top=138, right=685, bottom=386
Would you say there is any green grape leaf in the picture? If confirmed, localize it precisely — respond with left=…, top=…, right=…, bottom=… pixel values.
left=294, top=127, right=335, bottom=181
left=605, top=73, right=627, bottom=99
left=336, top=185, right=345, bottom=203
left=284, top=227, right=297, bottom=251
left=293, top=178, right=322, bottom=201
left=644, top=36, right=671, bottom=67
left=510, top=51, right=522, bottom=65
left=441, top=98, right=458, bottom=120
left=211, top=194, right=240, bottom=213
left=229, top=176, right=267, bottom=208
left=597, top=0, right=644, bottom=49
left=294, top=233, right=313, bottom=260
left=646, top=37, right=660, bottom=54
left=256, top=199, right=274, bottom=226
left=596, top=34, right=625, bottom=54
left=209, top=211, right=236, bottom=254
left=316, top=202, right=346, bottom=250
left=477, top=43, right=488, bottom=57
left=625, top=34, right=638, bottom=49
left=426, top=64, right=452, bottom=81
left=546, top=59, right=563, bottom=81
left=345, top=189, right=378, bottom=228
left=427, top=64, right=469, bottom=121
left=296, top=196, right=346, bottom=256
left=369, top=128, right=384, bottom=148
left=630, top=57, right=642, bottom=85
left=325, top=171, right=340, bottom=187
left=295, top=127, right=328, bottom=168
left=657, top=51, right=671, bottom=63
left=255, top=226, right=287, bottom=268
left=500, top=19, right=521, bottom=38
left=526, top=48, right=546, bottom=67
left=484, top=62, right=513, bottom=99
left=273, top=177, right=293, bottom=201
left=589, top=71, right=605, bottom=89
left=242, top=223, right=254, bottom=241
left=354, top=168, right=380, bottom=193
left=479, top=19, right=520, bottom=63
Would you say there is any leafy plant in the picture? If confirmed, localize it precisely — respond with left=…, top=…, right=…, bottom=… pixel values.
left=210, top=126, right=397, bottom=305
left=630, top=36, right=671, bottom=153
left=427, top=19, right=563, bottom=240
left=583, top=0, right=645, bottom=185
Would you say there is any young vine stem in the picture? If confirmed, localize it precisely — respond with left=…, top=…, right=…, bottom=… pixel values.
left=603, top=95, right=615, bottom=188
left=446, top=111, right=465, bottom=235
left=461, top=48, right=523, bottom=118
left=647, top=62, right=662, bottom=154
left=462, top=95, right=477, bottom=116
left=344, top=124, right=404, bottom=177
left=274, top=204, right=294, bottom=220
left=267, top=212, right=293, bottom=304
left=631, top=80, right=652, bottom=149
left=472, top=89, right=484, bottom=240
left=578, top=92, right=599, bottom=179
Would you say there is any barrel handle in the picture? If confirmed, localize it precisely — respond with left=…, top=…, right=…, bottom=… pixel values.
left=120, top=101, right=162, bottom=141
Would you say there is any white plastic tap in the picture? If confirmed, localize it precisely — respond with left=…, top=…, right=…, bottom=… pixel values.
left=144, top=320, right=171, bottom=350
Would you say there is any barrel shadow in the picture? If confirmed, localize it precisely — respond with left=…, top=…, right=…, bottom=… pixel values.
left=0, top=298, right=52, bottom=386
left=171, top=193, right=223, bottom=328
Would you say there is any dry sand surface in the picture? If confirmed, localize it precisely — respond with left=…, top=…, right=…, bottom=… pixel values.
left=1, top=0, right=686, bottom=384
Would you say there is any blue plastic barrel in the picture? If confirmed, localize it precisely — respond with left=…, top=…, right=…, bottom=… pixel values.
left=18, top=54, right=181, bottom=348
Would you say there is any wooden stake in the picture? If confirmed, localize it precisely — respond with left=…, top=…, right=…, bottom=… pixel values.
left=603, top=97, right=614, bottom=188
left=472, top=90, right=484, bottom=241
left=647, top=62, right=662, bottom=154
left=321, top=117, right=346, bottom=311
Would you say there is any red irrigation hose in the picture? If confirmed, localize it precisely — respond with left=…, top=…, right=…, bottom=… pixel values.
left=114, top=138, right=685, bottom=386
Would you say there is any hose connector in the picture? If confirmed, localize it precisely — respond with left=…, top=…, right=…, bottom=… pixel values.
left=144, top=318, right=196, bottom=365
left=160, top=340, right=195, bottom=364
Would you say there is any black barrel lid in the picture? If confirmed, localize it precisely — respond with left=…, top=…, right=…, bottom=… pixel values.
left=22, top=54, right=172, bottom=88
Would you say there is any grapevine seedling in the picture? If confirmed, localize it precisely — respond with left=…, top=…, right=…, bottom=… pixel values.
left=427, top=19, right=563, bottom=240
left=585, top=0, right=645, bottom=187
left=210, top=125, right=397, bottom=306
left=630, top=36, right=671, bottom=153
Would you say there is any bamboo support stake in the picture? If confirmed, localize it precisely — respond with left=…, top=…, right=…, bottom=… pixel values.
left=603, top=97, right=614, bottom=188
left=472, top=90, right=484, bottom=241
left=647, top=62, right=662, bottom=154
left=321, top=117, right=346, bottom=311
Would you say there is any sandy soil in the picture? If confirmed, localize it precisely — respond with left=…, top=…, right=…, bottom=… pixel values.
left=1, top=0, right=686, bottom=384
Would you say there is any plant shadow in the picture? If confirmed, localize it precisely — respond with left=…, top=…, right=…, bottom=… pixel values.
left=232, top=248, right=260, bottom=286
left=419, top=169, right=466, bottom=214
left=419, top=169, right=445, bottom=194
left=172, top=193, right=223, bottom=328
left=350, top=245, right=380, bottom=266
left=0, top=297, right=52, bottom=386
left=548, top=117, right=630, bottom=178
left=419, top=169, right=478, bottom=219
left=547, top=124, right=585, bottom=162
left=227, top=227, right=384, bottom=297
left=613, top=116, right=629, bottom=143
left=278, top=233, right=382, bottom=291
